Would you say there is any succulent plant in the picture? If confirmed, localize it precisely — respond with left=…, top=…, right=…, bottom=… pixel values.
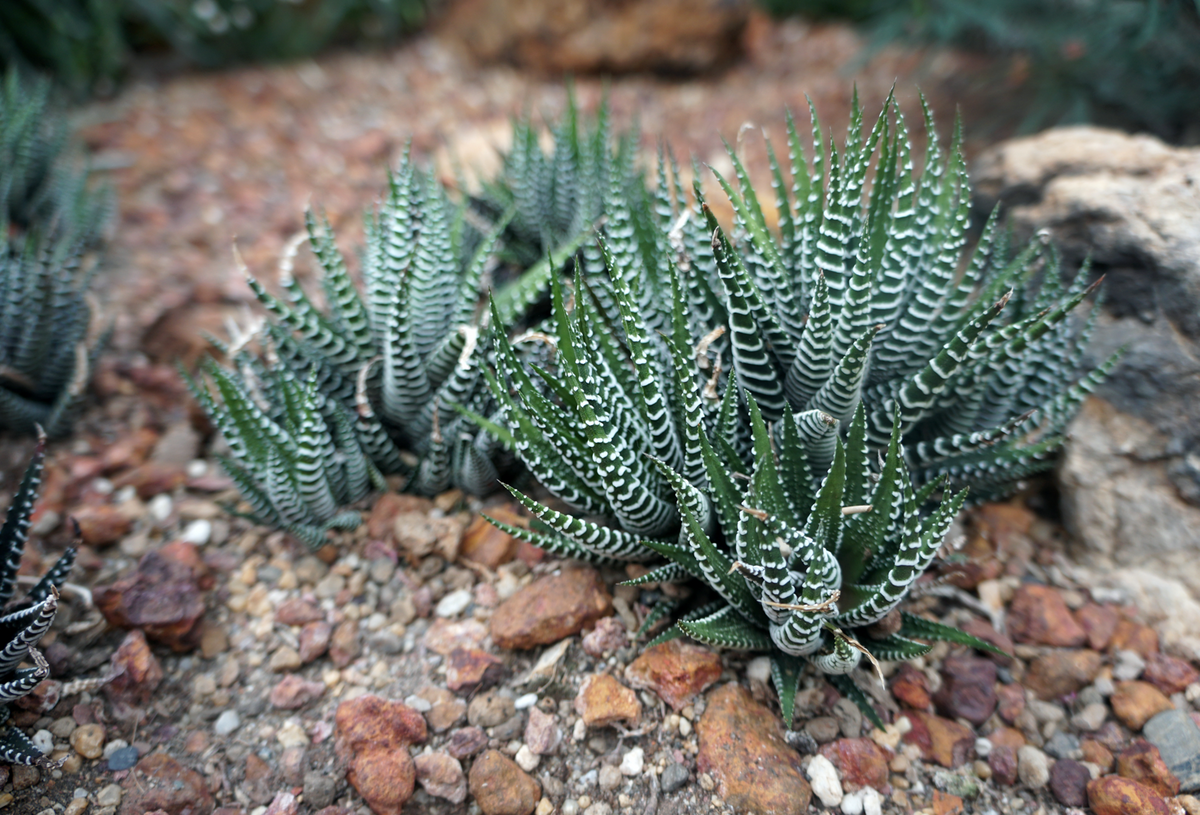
left=0, top=434, right=77, bottom=766
left=0, top=233, right=104, bottom=437
left=482, top=94, right=1116, bottom=724
left=0, top=69, right=110, bottom=245
left=193, top=149, right=565, bottom=543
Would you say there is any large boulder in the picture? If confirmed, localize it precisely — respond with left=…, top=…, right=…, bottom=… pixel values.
left=973, top=127, right=1200, bottom=592
left=436, top=0, right=751, bottom=74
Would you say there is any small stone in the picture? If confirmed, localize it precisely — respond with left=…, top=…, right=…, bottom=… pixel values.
left=96, top=784, right=122, bottom=807
left=180, top=519, right=211, bottom=545
left=1082, top=739, right=1116, bottom=771
left=1143, top=653, right=1200, bottom=696
left=73, top=505, right=132, bottom=547
left=269, top=646, right=302, bottom=672
left=469, top=688, right=517, bottom=728
left=490, top=569, right=613, bottom=650
left=1017, top=745, right=1050, bottom=789
left=524, top=707, right=561, bottom=755
left=334, top=695, right=427, bottom=764
left=70, top=723, right=104, bottom=759
left=93, top=546, right=206, bottom=651
left=1024, top=649, right=1104, bottom=700
left=1114, top=649, right=1148, bottom=681
left=414, top=752, right=468, bottom=804
left=515, top=744, right=540, bottom=772
left=573, top=674, right=641, bottom=728
left=833, top=697, right=863, bottom=739
left=329, top=620, right=360, bottom=668
left=276, top=598, right=325, bottom=626
left=696, top=683, right=811, bottom=815
left=818, top=739, right=889, bottom=792
left=1087, top=776, right=1173, bottom=815
left=807, top=754, right=844, bottom=808
left=460, top=509, right=521, bottom=569
left=619, top=747, right=643, bottom=776
left=446, top=646, right=507, bottom=693
left=270, top=675, right=325, bottom=709
left=303, top=772, right=338, bottom=810
left=1110, top=619, right=1160, bottom=658
left=934, top=655, right=998, bottom=726
left=1007, top=584, right=1086, bottom=647
left=1072, top=702, right=1109, bottom=732
left=806, top=716, right=842, bottom=744
left=1144, top=708, right=1200, bottom=792
left=624, top=639, right=722, bottom=711
left=1044, top=730, right=1080, bottom=759
left=581, top=616, right=627, bottom=657
left=298, top=621, right=332, bottom=664
left=120, top=753, right=214, bottom=815
left=901, top=711, right=975, bottom=769
left=469, top=750, right=541, bottom=815
left=436, top=588, right=474, bottom=618
left=447, top=726, right=489, bottom=760
left=346, top=748, right=415, bottom=815
left=1075, top=602, right=1120, bottom=650
left=106, top=745, right=139, bottom=771
left=997, top=683, right=1026, bottom=724
left=989, top=746, right=1018, bottom=786
left=661, top=763, right=689, bottom=793
left=213, top=710, right=240, bottom=736
left=959, top=617, right=1015, bottom=665
left=1117, top=739, right=1181, bottom=797
left=1112, top=681, right=1175, bottom=730
left=890, top=664, right=932, bottom=710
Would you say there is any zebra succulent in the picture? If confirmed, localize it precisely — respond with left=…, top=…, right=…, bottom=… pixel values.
left=0, top=234, right=104, bottom=437
left=0, top=434, right=77, bottom=766
left=482, top=94, right=1114, bottom=723
left=194, top=149, right=556, bottom=543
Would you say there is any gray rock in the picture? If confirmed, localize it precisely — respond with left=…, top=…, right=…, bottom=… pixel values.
left=1144, top=708, right=1200, bottom=792
left=804, top=716, right=841, bottom=744
left=974, top=127, right=1200, bottom=589
left=303, top=771, right=338, bottom=810
left=660, top=762, right=689, bottom=793
left=832, top=697, right=863, bottom=738
left=1113, top=649, right=1146, bottom=681
left=1043, top=730, right=1080, bottom=760
left=1070, top=702, right=1108, bottom=732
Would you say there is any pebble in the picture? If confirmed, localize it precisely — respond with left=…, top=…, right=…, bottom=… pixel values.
left=1071, top=702, right=1109, bottom=731
left=807, top=754, right=844, bottom=808
left=70, top=724, right=105, bottom=760
left=435, top=588, right=473, bottom=618
left=573, top=674, right=641, bottom=728
left=96, top=785, right=122, bottom=807
left=469, top=688, right=517, bottom=728
left=900, top=711, right=974, bottom=768
left=619, top=747, right=643, bottom=776
left=1087, top=776, right=1173, bottom=815
left=1113, top=649, right=1147, bottom=681
left=213, top=710, right=240, bottom=736
left=806, top=716, right=842, bottom=744
left=934, top=655, right=998, bottom=725
left=148, top=494, right=173, bottom=522
left=1144, top=652, right=1200, bottom=695
left=414, top=752, right=468, bottom=805
left=661, top=762, right=689, bottom=793
left=598, top=764, right=622, bottom=790
left=1016, top=745, right=1050, bottom=788
left=180, top=519, right=212, bottom=545
left=1024, top=649, right=1103, bottom=700
left=1043, top=730, right=1080, bottom=759
left=1111, top=681, right=1175, bottom=730
left=515, top=745, right=540, bottom=772
left=818, top=739, right=889, bottom=792
left=514, top=693, right=538, bottom=710
left=1144, top=708, right=1200, bottom=792
left=269, top=646, right=302, bottom=672
left=1007, top=584, right=1086, bottom=647
left=623, top=640, right=723, bottom=711
left=468, top=750, right=541, bottom=815
left=106, top=745, right=139, bottom=771
left=1117, top=739, right=1180, bottom=797
left=33, top=730, right=53, bottom=754
left=490, top=569, right=613, bottom=650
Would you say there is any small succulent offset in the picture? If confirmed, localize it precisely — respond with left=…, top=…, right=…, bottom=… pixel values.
left=193, top=150, right=540, bottom=544
left=484, top=95, right=1114, bottom=723
left=0, top=235, right=104, bottom=437
left=0, top=434, right=77, bottom=766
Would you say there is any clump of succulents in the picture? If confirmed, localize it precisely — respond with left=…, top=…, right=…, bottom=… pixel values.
left=192, top=149, right=554, bottom=544
left=0, top=69, right=110, bottom=246
left=0, top=235, right=104, bottom=437
left=483, top=94, right=1116, bottom=723
left=0, top=434, right=77, bottom=766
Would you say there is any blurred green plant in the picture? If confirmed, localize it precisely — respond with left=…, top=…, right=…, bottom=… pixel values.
left=0, top=0, right=432, bottom=93
left=763, top=0, right=1200, bottom=141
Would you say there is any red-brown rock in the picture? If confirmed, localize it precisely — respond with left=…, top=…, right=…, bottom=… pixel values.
left=1082, top=739, right=1115, bottom=771
left=346, top=748, right=415, bottom=815
left=119, top=753, right=214, bottom=815
left=424, top=618, right=489, bottom=655
left=460, top=509, right=522, bottom=569
left=573, top=674, right=641, bottom=728
left=94, top=547, right=207, bottom=651
left=1117, top=740, right=1181, bottom=797
left=334, top=695, right=426, bottom=764
left=996, top=683, right=1026, bottom=724
left=987, top=727, right=1026, bottom=752
left=297, top=621, right=332, bottom=664
left=275, top=599, right=324, bottom=626
left=419, top=687, right=467, bottom=733
left=445, top=647, right=506, bottom=692
left=446, top=726, right=488, bottom=760
left=696, top=683, right=812, bottom=815
left=490, top=568, right=613, bottom=650
left=106, top=630, right=163, bottom=704
left=366, top=492, right=432, bottom=542
left=269, top=675, right=325, bottom=710
left=524, top=707, right=561, bottom=755
left=1007, top=584, right=1086, bottom=647
left=414, top=752, right=468, bottom=804
left=818, top=738, right=890, bottom=792
left=1049, top=759, right=1090, bottom=807
left=1110, top=620, right=1160, bottom=657
left=74, top=504, right=133, bottom=547
left=1142, top=652, right=1200, bottom=695
left=468, top=750, right=540, bottom=815
left=328, top=620, right=360, bottom=668
left=900, top=711, right=974, bottom=768
left=989, top=746, right=1018, bottom=786
left=1024, top=649, right=1103, bottom=700
left=1075, top=603, right=1120, bottom=651
left=624, top=639, right=722, bottom=711
left=1087, top=776, right=1172, bottom=815
left=581, top=615, right=628, bottom=658
left=933, top=654, right=997, bottom=726
left=1111, top=681, right=1174, bottom=731
left=890, top=664, right=932, bottom=710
